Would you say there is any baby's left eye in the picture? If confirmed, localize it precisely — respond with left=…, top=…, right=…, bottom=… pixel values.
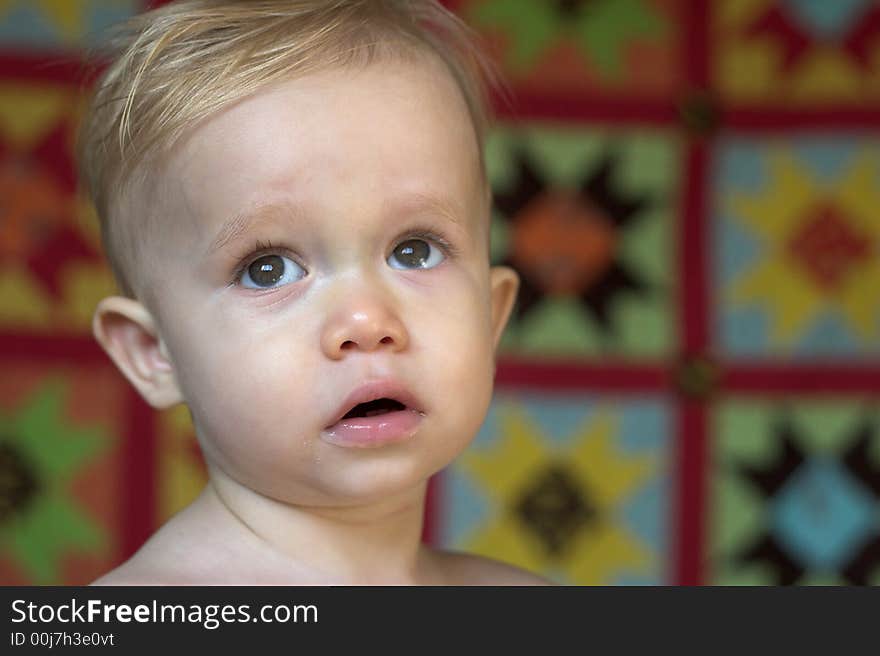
left=238, top=253, right=306, bottom=289
left=387, top=238, right=445, bottom=270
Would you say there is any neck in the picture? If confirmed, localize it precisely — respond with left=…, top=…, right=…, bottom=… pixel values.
left=201, top=466, right=437, bottom=585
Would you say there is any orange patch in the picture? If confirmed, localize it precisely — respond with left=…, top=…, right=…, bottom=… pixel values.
left=0, top=158, right=68, bottom=260
left=787, top=204, right=872, bottom=293
left=511, top=191, right=618, bottom=294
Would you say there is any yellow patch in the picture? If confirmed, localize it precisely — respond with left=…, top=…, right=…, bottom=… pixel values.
left=460, top=404, right=657, bottom=584
left=728, top=149, right=880, bottom=344
left=0, top=85, right=71, bottom=150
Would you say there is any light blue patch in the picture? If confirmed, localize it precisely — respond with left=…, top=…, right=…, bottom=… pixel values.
left=619, top=475, right=669, bottom=557
left=720, top=307, right=771, bottom=355
left=721, top=300, right=878, bottom=358
left=713, top=140, right=770, bottom=357
left=442, top=392, right=672, bottom=582
left=715, top=135, right=880, bottom=359
left=613, top=572, right=661, bottom=585
left=82, top=5, right=141, bottom=47
left=772, top=459, right=878, bottom=570
left=790, top=138, right=859, bottom=182
left=0, top=7, right=58, bottom=46
left=439, top=467, right=490, bottom=546
left=0, top=2, right=139, bottom=49
left=617, top=399, right=669, bottom=453
left=716, top=211, right=763, bottom=285
left=480, top=392, right=671, bottom=454
left=481, top=391, right=602, bottom=449
left=795, top=313, right=867, bottom=356
left=471, top=402, right=502, bottom=450
left=714, top=140, right=768, bottom=193
left=544, top=568, right=570, bottom=585
left=518, top=394, right=599, bottom=446
left=783, top=0, right=872, bottom=40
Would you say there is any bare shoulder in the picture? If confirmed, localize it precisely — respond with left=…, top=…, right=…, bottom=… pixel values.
left=89, top=497, right=320, bottom=585
left=90, top=501, right=227, bottom=585
left=431, top=549, right=553, bottom=586
left=90, top=559, right=169, bottom=586
left=89, top=533, right=199, bottom=586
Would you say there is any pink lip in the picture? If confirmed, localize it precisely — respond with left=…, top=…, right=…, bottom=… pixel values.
left=321, top=410, right=423, bottom=449
left=325, top=380, right=422, bottom=427
left=321, top=380, right=424, bottom=449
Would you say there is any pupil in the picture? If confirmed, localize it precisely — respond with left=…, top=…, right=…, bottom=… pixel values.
left=396, top=239, right=429, bottom=267
left=249, top=255, right=284, bottom=286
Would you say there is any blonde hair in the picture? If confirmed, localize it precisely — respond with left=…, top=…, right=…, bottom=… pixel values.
left=77, top=0, right=502, bottom=298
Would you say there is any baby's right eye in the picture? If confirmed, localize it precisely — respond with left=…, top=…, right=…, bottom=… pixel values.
left=238, top=253, right=306, bottom=289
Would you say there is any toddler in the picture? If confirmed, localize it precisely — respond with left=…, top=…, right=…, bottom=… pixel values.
left=79, top=0, right=546, bottom=585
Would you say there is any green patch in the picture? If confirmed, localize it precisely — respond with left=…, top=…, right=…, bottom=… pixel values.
left=0, top=378, right=109, bottom=583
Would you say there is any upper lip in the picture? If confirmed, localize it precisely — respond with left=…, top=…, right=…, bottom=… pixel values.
left=325, top=380, right=422, bottom=427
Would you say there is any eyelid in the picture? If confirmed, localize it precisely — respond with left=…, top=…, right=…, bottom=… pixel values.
left=391, top=228, right=458, bottom=259
left=226, top=228, right=457, bottom=287
left=227, top=239, right=305, bottom=287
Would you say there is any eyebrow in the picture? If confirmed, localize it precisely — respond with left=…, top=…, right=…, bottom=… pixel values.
left=206, top=203, right=298, bottom=257
left=387, top=191, right=467, bottom=226
left=205, top=192, right=467, bottom=257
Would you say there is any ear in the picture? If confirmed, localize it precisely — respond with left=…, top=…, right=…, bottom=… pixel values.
left=92, top=296, right=183, bottom=409
left=488, top=265, right=519, bottom=351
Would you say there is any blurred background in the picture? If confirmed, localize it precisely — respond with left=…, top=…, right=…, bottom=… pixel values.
left=1, top=0, right=880, bottom=585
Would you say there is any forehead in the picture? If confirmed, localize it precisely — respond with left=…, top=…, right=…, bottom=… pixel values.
left=154, top=57, right=484, bottom=246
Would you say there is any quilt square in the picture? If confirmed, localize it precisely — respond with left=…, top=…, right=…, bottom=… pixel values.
left=454, top=0, right=685, bottom=100
left=0, top=80, right=116, bottom=335
left=712, top=135, right=880, bottom=359
left=0, top=0, right=141, bottom=50
left=713, top=0, right=880, bottom=106
left=709, top=398, right=880, bottom=585
left=437, top=390, right=674, bottom=584
left=488, top=124, right=679, bottom=359
left=0, top=360, right=128, bottom=584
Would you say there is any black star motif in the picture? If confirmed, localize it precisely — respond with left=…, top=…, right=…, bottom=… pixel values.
left=739, top=420, right=804, bottom=497
left=842, top=420, right=880, bottom=497
left=839, top=420, right=880, bottom=585
left=555, top=0, right=590, bottom=19
left=493, top=148, right=653, bottom=337
left=732, top=417, right=880, bottom=585
left=0, top=441, right=39, bottom=523
left=514, top=463, right=595, bottom=557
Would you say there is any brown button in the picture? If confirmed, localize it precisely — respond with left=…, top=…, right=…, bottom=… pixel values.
left=676, top=354, right=720, bottom=400
left=678, top=91, right=721, bottom=137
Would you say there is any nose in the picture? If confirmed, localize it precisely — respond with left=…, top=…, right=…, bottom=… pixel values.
left=320, top=296, right=409, bottom=360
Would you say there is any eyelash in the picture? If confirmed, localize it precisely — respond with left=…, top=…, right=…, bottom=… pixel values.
left=227, top=229, right=458, bottom=287
left=227, top=239, right=294, bottom=287
left=393, top=228, right=459, bottom=260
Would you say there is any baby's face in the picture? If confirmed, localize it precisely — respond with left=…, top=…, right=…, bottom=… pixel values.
left=137, top=57, right=514, bottom=505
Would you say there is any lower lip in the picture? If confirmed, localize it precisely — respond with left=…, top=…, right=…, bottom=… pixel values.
left=321, top=409, right=423, bottom=449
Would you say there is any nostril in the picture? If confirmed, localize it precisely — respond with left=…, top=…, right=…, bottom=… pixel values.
left=336, top=336, right=396, bottom=353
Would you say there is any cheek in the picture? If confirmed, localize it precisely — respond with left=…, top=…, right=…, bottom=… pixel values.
left=169, top=316, right=320, bottom=473
left=412, top=277, right=496, bottom=429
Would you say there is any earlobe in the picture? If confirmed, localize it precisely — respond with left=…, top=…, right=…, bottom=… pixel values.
left=488, top=266, right=520, bottom=351
left=92, top=296, right=183, bottom=409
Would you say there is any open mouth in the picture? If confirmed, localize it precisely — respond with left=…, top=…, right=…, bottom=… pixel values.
left=341, top=397, right=407, bottom=419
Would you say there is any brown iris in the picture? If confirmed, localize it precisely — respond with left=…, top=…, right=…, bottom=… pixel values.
left=248, top=254, right=285, bottom=287
left=392, top=239, right=430, bottom=268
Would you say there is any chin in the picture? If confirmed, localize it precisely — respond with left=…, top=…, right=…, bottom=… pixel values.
left=318, top=447, right=456, bottom=503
